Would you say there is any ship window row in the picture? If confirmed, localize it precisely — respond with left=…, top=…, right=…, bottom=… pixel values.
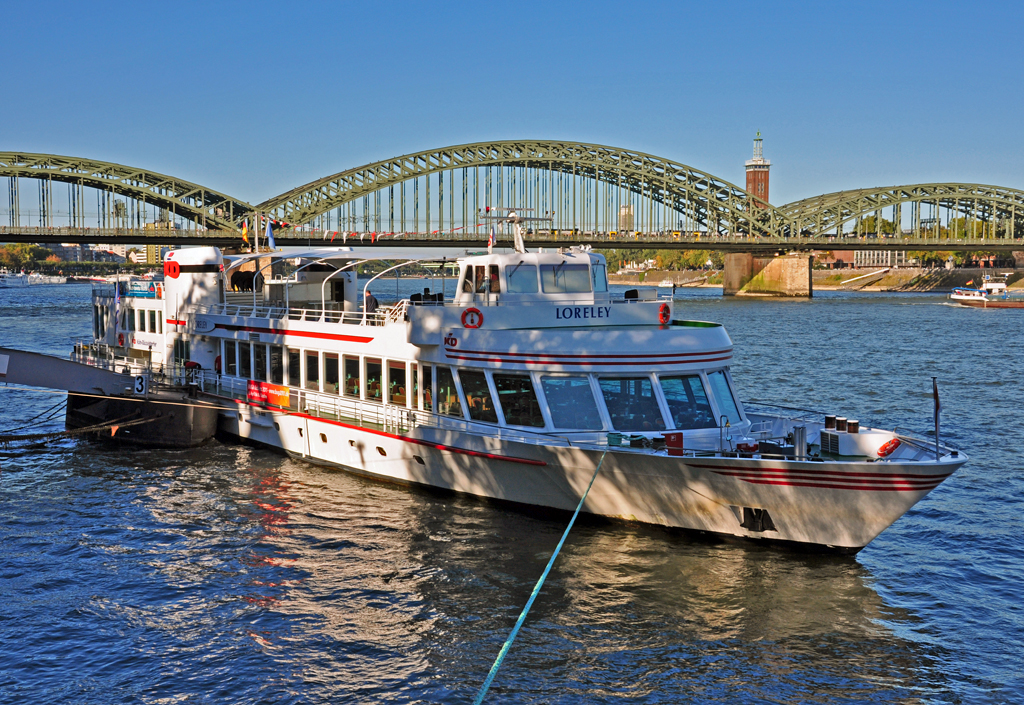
left=218, top=341, right=741, bottom=431
left=462, top=261, right=609, bottom=295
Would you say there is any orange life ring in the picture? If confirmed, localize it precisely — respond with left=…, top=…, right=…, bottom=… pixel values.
left=877, top=438, right=901, bottom=457
left=658, top=302, right=671, bottom=325
left=461, top=307, right=483, bottom=329
left=117, top=332, right=125, bottom=346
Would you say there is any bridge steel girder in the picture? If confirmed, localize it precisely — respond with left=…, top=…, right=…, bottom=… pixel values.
left=781, top=183, right=1024, bottom=238
left=257, top=140, right=794, bottom=237
left=0, top=152, right=252, bottom=231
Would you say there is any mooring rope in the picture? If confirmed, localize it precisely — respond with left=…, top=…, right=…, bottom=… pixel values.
left=473, top=450, right=608, bottom=704
left=0, top=397, right=67, bottom=434
left=0, top=412, right=160, bottom=447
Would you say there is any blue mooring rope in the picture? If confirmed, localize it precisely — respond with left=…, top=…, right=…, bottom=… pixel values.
left=473, top=450, right=608, bottom=704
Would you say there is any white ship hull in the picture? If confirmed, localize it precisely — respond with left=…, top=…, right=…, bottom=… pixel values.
left=217, top=399, right=958, bottom=552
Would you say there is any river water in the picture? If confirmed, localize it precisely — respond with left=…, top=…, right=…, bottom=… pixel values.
left=1, top=282, right=1021, bottom=704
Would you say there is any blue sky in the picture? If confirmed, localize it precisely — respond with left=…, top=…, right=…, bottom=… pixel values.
left=5, top=0, right=1023, bottom=206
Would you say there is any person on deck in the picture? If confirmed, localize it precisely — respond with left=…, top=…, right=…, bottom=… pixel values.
left=364, top=289, right=379, bottom=315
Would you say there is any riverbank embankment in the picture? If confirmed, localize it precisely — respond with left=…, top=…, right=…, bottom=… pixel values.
left=611, top=267, right=1022, bottom=292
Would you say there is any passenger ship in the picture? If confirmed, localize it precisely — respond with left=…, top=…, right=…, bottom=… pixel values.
left=73, top=237, right=967, bottom=553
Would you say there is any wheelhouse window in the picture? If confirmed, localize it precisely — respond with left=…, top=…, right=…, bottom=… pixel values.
left=660, top=375, right=716, bottom=429
left=707, top=370, right=741, bottom=426
left=541, top=263, right=591, bottom=294
left=436, top=366, right=462, bottom=417
left=599, top=377, right=665, bottom=431
left=224, top=341, right=237, bottom=376
left=305, top=350, right=319, bottom=391
left=365, top=358, right=382, bottom=401
left=344, top=356, right=360, bottom=397
left=388, top=361, right=407, bottom=405
left=493, top=374, right=545, bottom=427
left=239, top=342, right=252, bottom=378
left=505, top=263, right=538, bottom=293
left=459, top=370, right=498, bottom=423
left=324, top=353, right=339, bottom=394
left=591, top=263, right=608, bottom=292
left=541, top=376, right=602, bottom=430
left=286, top=348, right=300, bottom=386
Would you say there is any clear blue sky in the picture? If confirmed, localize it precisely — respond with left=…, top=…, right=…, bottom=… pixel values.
left=5, top=0, right=1023, bottom=206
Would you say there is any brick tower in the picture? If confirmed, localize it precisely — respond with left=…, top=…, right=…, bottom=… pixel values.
left=745, top=132, right=770, bottom=206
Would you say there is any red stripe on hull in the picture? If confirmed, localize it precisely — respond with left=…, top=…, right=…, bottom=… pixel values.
left=216, top=324, right=373, bottom=344
left=446, top=353, right=733, bottom=366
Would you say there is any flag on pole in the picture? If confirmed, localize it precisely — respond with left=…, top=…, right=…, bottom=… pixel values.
left=265, top=220, right=276, bottom=250
left=488, top=225, right=495, bottom=253
left=241, top=219, right=249, bottom=246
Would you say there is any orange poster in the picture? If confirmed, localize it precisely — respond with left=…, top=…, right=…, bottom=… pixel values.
left=247, top=380, right=290, bottom=408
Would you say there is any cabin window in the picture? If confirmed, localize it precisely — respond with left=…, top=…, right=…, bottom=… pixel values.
left=506, top=263, right=538, bottom=293
left=344, top=356, right=360, bottom=397
left=158, top=317, right=163, bottom=334
left=286, top=348, right=300, bottom=386
left=253, top=344, right=268, bottom=382
left=269, top=346, right=284, bottom=385
left=707, top=370, right=741, bottom=426
left=462, top=266, right=475, bottom=293
left=591, top=263, right=608, bottom=292
left=660, top=375, right=716, bottom=429
left=436, top=366, right=462, bottom=417
left=239, top=342, right=252, bottom=378
left=149, top=310, right=157, bottom=333
left=541, top=376, right=602, bottom=429
left=93, top=306, right=100, bottom=339
left=493, top=374, right=544, bottom=427
left=474, top=266, right=487, bottom=293
left=599, top=377, right=666, bottom=431
left=305, top=350, right=319, bottom=391
left=459, top=370, right=498, bottom=423
left=173, top=338, right=191, bottom=366
left=420, top=364, right=432, bottom=412
left=224, top=341, right=237, bottom=376
left=324, top=353, right=339, bottom=394
left=541, top=263, right=592, bottom=293
left=365, top=358, right=382, bottom=401
left=388, top=361, right=407, bottom=406
left=97, top=307, right=105, bottom=338
left=138, top=309, right=146, bottom=332
left=488, top=265, right=501, bottom=293
left=126, top=309, right=135, bottom=331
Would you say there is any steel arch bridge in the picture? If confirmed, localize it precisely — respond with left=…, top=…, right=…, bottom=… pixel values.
left=780, top=183, right=1024, bottom=239
left=256, top=140, right=792, bottom=237
left=0, top=152, right=250, bottom=231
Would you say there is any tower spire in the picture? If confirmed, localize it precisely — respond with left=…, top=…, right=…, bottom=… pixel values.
left=745, top=132, right=770, bottom=206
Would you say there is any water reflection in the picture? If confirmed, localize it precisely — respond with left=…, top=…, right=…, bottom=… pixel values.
left=252, top=462, right=936, bottom=702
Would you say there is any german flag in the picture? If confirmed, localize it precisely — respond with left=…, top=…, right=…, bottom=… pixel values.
left=241, top=219, right=250, bottom=245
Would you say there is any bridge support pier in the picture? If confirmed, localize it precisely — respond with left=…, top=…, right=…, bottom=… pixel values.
left=723, top=253, right=813, bottom=297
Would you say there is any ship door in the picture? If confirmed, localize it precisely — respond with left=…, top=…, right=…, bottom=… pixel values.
left=331, top=279, right=345, bottom=304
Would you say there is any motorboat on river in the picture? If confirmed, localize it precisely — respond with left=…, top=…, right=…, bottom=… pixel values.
left=950, top=274, right=1024, bottom=308
left=64, top=221, right=967, bottom=553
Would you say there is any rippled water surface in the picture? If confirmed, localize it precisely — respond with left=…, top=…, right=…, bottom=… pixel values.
left=1, top=282, right=1021, bottom=703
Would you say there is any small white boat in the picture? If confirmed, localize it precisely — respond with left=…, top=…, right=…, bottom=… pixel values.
left=950, top=274, right=1024, bottom=308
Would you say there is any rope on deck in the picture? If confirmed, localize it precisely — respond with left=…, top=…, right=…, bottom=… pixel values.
left=473, top=450, right=608, bottom=704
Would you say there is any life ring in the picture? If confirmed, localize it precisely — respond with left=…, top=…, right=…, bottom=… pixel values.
left=877, top=438, right=901, bottom=458
left=461, top=307, right=483, bottom=329
left=117, top=332, right=125, bottom=346
left=658, top=302, right=671, bottom=325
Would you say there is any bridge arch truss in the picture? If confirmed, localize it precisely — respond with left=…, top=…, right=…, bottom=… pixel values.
left=781, top=183, right=1024, bottom=241
left=258, top=140, right=791, bottom=238
left=0, top=152, right=250, bottom=232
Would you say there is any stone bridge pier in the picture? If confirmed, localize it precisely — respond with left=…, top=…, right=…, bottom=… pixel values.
left=723, top=253, right=813, bottom=297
